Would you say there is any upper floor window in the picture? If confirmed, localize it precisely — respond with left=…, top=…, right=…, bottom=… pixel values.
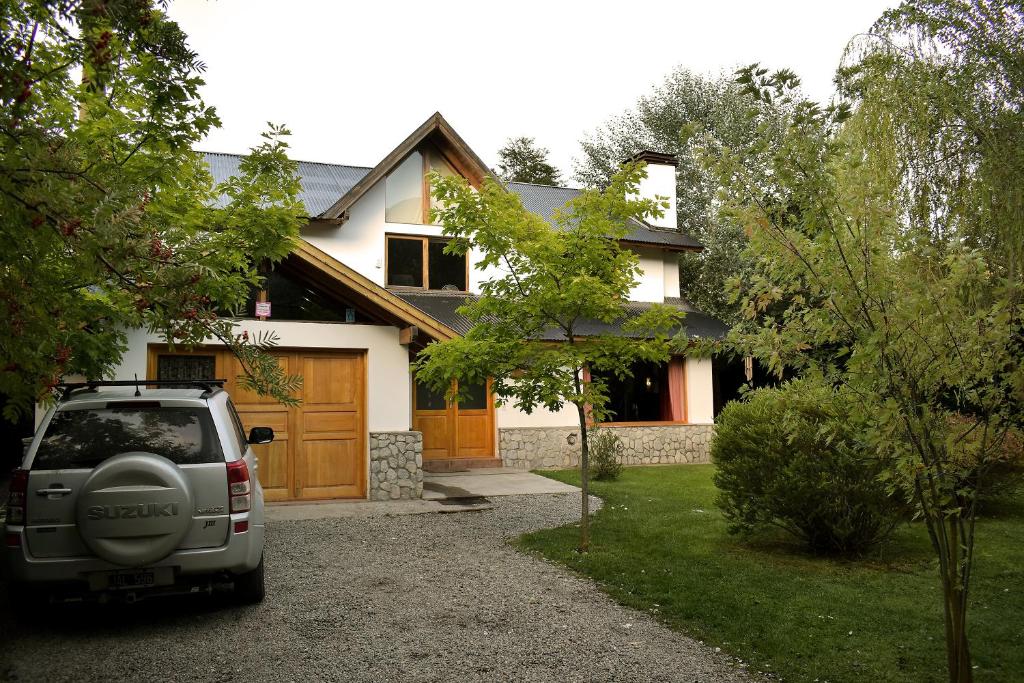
left=384, top=144, right=459, bottom=224
left=245, top=268, right=369, bottom=322
left=386, top=235, right=467, bottom=291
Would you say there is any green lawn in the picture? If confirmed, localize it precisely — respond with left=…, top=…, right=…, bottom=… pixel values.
left=518, top=465, right=1023, bottom=682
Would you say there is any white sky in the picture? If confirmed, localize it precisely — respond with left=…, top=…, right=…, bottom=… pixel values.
left=169, top=0, right=899, bottom=181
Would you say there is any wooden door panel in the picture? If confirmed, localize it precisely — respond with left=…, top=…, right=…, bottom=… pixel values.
left=304, top=411, right=358, bottom=433
left=302, top=355, right=360, bottom=408
left=456, top=413, right=491, bottom=457
left=414, top=414, right=451, bottom=459
left=296, top=353, right=365, bottom=499
left=225, top=354, right=292, bottom=406
left=236, top=409, right=290, bottom=501
left=299, top=438, right=362, bottom=499
left=253, top=440, right=290, bottom=501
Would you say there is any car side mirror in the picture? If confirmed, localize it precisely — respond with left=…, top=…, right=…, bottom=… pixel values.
left=248, top=427, right=274, bottom=445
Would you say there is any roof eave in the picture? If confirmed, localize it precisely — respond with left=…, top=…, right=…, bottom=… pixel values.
left=291, top=240, right=459, bottom=342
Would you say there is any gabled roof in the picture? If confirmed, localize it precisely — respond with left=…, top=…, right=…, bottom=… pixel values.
left=202, top=113, right=703, bottom=250
left=392, top=290, right=729, bottom=341
left=204, top=152, right=370, bottom=217
left=508, top=182, right=703, bottom=252
left=319, top=112, right=493, bottom=220
left=289, top=240, right=458, bottom=342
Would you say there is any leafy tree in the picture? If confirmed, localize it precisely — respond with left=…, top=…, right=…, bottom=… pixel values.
left=0, top=0, right=305, bottom=420
left=495, top=136, right=562, bottom=186
left=703, top=2, right=1023, bottom=680
left=414, top=164, right=686, bottom=551
left=576, top=68, right=771, bottom=325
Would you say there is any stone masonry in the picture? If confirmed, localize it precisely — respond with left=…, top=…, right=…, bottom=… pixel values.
left=499, top=424, right=714, bottom=471
left=368, top=431, right=423, bottom=501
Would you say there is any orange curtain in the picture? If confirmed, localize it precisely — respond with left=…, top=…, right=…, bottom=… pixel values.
left=660, top=357, right=685, bottom=422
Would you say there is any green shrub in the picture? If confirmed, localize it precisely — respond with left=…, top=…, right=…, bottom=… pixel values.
left=712, top=378, right=905, bottom=555
left=589, top=428, right=624, bottom=481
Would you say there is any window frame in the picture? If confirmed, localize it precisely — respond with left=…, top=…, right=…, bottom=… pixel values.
left=384, top=234, right=469, bottom=291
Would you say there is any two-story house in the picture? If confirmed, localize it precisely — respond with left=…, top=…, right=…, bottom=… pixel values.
left=113, top=113, right=728, bottom=502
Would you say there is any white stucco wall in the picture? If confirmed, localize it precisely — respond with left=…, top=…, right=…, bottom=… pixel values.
left=685, top=356, right=714, bottom=424
left=638, top=162, right=678, bottom=230
left=495, top=399, right=580, bottom=428
left=112, top=320, right=412, bottom=432
left=663, top=252, right=680, bottom=299
left=629, top=247, right=665, bottom=303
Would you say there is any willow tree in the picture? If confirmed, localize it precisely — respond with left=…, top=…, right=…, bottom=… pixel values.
left=0, top=0, right=304, bottom=419
left=704, top=2, right=1023, bottom=681
left=413, top=163, right=686, bottom=552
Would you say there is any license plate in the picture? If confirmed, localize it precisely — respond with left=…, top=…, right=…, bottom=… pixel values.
left=111, top=571, right=155, bottom=589
left=89, top=567, right=174, bottom=591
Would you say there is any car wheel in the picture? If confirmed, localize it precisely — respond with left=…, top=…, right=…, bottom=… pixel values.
left=233, top=554, right=265, bottom=605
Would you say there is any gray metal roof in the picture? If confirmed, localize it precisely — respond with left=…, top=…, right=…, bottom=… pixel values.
left=203, top=152, right=370, bottom=217
left=202, top=153, right=703, bottom=250
left=507, top=182, right=704, bottom=251
left=392, top=291, right=728, bottom=341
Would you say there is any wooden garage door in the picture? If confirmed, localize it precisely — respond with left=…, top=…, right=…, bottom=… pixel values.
left=149, top=347, right=366, bottom=501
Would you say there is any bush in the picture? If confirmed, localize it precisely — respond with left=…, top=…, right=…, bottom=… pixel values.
left=589, top=428, right=624, bottom=481
left=712, top=378, right=905, bottom=555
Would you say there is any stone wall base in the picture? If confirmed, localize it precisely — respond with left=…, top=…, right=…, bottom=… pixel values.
left=499, top=424, right=714, bottom=471
left=369, top=431, right=423, bottom=500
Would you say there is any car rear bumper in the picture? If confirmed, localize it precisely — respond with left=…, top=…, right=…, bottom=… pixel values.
left=2, top=522, right=264, bottom=585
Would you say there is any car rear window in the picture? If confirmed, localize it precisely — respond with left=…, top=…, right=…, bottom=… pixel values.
left=33, top=405, right=224, bottom=469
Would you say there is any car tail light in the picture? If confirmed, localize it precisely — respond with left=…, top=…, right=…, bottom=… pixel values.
left=233, top=520, right=249, bottom=534
left=5, top=532, right=20, bottom=547
left=226, top=460, right=251, bottom=513
left=6, top=469, right=28, bottom=526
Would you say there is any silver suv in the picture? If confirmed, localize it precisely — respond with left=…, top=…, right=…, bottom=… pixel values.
left=2, top=380, right=270, bottom=609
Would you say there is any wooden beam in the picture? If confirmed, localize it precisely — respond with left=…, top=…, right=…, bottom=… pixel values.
left=399, top=326, right=419, bottom=346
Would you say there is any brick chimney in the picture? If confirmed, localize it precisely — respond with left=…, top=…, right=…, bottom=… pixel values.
left=625, top=151, right=678, bottom=231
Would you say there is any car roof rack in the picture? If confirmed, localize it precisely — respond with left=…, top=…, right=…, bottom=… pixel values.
left=57, top=379, right=227, bottom=401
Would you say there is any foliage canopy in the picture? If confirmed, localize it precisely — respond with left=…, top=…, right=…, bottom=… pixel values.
left=495, top=136, right=561, bottom=186
left=704, top=1, right=1023, bottom=679
left=0, top=0, right=305, bottom=418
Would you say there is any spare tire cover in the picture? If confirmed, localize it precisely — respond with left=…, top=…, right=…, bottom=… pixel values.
left=76, top=452, right=194, bottom=567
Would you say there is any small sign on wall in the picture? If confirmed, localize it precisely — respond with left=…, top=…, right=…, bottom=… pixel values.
left=255, top=301, right=271, bottom=318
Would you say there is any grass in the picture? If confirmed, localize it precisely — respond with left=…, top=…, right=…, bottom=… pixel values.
left=517, top=465, right=1024, bottom=682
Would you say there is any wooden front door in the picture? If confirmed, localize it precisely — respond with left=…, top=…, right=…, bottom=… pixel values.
left=148, top=347, right=366, bottom=501
left=413, top=379, right=495, bottom=460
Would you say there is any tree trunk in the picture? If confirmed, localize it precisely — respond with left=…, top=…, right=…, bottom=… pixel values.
left=944, top=583, right=973, bottom=683
left=939, top=512, right=973, bottom=683
left=576, top=400, right=590, bottom=553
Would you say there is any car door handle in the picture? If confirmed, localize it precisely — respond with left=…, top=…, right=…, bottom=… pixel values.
left=36, top=488, right=73, bottom=496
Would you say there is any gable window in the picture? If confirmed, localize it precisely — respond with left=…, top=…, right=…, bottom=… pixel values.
left=384, top=144, right=460, bottom=225
left=386, top=235, right=467, bottom=291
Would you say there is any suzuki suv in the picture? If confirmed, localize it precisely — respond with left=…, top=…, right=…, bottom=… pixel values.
left=2, top=380, right=270, bottom=609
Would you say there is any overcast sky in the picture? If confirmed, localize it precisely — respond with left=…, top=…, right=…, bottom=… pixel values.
left=169, top=0, right=899, bottom=182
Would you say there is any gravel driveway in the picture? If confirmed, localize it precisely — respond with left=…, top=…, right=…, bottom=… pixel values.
left=0, top=494, right=748, bottom=682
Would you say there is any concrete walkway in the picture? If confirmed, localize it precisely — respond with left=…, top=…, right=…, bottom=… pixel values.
left=423, top=468, right=579, bottom=500
left=265, top=470, right=579, bottom=522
